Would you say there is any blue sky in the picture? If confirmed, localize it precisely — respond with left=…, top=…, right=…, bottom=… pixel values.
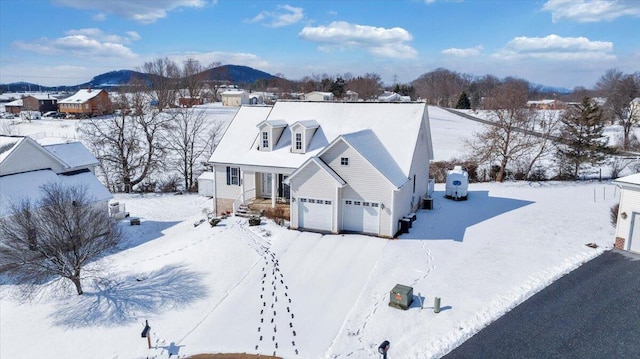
left=0, top=0, right=638, bottom=89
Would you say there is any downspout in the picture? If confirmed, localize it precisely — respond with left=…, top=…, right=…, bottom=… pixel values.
left=390, top=189, right=397, bottom=237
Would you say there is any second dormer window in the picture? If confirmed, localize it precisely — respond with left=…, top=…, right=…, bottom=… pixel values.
left=295, top=133, right=302, bottom=150
left=262, top=131, right=269, bottom=148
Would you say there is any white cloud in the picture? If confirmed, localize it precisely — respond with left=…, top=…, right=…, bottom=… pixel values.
left=494, top=34, right=615, bottom=61
left=442, top=45, right=484, bottom=57
left=245, top=4, right=304, bottom=28
left=542, top=0, right=640, bottom=22
left=54, top=0, right=207, bottom=24
left=92, top=13, right=106, bottom=21
left=13, top=29, right=140, bottom=59
left=299, top=21, right=417, bottom=59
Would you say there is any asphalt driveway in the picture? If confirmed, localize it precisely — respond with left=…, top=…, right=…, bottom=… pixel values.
left=443, top=249, right=640, bottom=359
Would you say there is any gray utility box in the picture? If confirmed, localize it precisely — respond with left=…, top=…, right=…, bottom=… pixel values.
left=389, top=284, right=414, bottom=310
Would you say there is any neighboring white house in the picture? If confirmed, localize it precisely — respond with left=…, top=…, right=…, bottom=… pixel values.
left=0, top=135, right=112, bottom=218
left=207, top=101, right=434, bottom=238
left=304, top=91, right=334, bottom=102
left=221, top=90, right=250, bottom=107
left=378, top=91, right=411, bottom=102
left=613, top=173, right=640, bottom=252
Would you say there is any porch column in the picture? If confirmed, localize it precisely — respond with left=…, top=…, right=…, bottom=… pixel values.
left=271, top=172, right=277, bottom=208
left=240, top=170, right=245, bottom=203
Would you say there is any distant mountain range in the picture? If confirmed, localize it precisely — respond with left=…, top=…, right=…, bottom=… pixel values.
left=0, top=65, right=275, bottom=92
left=1, top=64, right=573, bottom=95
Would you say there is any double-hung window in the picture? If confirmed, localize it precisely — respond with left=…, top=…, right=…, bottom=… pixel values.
left=295, top=133, right=302, bottom=150
left=262, top=132, right=269, bottom=149
left=226, top=166, right=240, bottom=186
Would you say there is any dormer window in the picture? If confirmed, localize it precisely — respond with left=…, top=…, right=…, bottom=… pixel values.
left=262, top=131, right=269, bottom=148
left=295, top=133, right=302, bottom=150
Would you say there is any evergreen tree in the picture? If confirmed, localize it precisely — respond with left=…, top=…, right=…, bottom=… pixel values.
left=330, top=77, right=345, bottom=98
left=455, top=91, right=471, bottom=109
left=556, top=97, right=612, bottom=179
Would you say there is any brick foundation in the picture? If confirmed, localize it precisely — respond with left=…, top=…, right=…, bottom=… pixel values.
left=614, top=237, right=626, bottom=250
left=216, top=198, right=235, bottom=216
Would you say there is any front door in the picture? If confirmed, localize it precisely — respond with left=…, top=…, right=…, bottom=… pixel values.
left=261, top=173, right=272, bottom=198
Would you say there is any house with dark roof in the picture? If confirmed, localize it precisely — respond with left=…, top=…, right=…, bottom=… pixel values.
left=22, top=94, right=58, bottom=113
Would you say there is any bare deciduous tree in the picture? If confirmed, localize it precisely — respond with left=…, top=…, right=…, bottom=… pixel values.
left=466, top=79, right=536, bottom=182
left=181, top=58, right=206, bottom=103
left=345, top=73, right=383, bottom=101
left=79, top=85, right=168, bottom=192
left=412, top=68, right=470, bottom=107
left=141, top=57, right=180, bottom=111
left=0, top=183, right=122, bottom=296
left=163, top=107, right=223, bottom=191
left=596, top=69, right=640, bottom=149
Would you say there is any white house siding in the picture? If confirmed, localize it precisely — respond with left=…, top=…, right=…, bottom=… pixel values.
left=289, top=163, right=340, bottom=233
left=213, top=165, right=239, bottom=199
left=321, top=140, right=395, bottom=237
left=0, top=141, right=65, bottom=176
left=615, top=187, right=640, bottom=251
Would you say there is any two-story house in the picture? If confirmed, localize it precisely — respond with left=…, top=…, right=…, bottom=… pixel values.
left=58, top=88, right=112, bottom=118
left=207, top=101, right=433, bottom=238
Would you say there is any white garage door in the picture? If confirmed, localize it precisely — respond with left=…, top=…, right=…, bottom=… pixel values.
left=342, top=199, right=380, bottom=234
left=298, top=198, right=333, bottom=232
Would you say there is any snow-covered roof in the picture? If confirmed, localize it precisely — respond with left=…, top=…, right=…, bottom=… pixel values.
left=0, top=136, right=22, bottom=163
left=292, top=120, right=319, bottom=129
left=26, top=94, right=57, bottom=101
left=221, top=90, right=247, bottom=96
left=614, top=173, right=640, bottom=188
left=258, top=119, right=288, bottom=128
left=197, top=171, right=216, bottom=181
left=5, top=99, right=22, bottom=106
left=0, top=169, right=112, bottom=217
left=210, top=101, right=428, bottom=180
left=43, top=142, right=99, bottom=169
left=58, top=89, right=104, bottom=104
left=338, top=129, right=408, bottom=187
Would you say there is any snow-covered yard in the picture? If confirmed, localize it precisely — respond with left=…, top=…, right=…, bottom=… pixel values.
left=0, top=103, right=625, bottom=358
left=0, top=181, right=618, bottom=359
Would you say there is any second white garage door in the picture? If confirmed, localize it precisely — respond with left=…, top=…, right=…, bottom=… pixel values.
left=342, top=199, right=380, bottom=234
left=298, top=198, right=333, bottom=232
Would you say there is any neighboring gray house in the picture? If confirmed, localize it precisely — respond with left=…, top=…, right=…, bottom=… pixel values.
left=613, top=173, right=640, bottom=252
left=0, top=135, right=111, bottom=218
left=207, top=101, right=434, bottom=238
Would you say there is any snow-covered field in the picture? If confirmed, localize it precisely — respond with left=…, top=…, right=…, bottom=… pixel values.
left=0, top=103, right=622, bottom=358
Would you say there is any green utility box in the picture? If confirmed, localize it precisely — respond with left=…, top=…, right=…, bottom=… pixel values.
left=389, top=284, right=414, bottom=310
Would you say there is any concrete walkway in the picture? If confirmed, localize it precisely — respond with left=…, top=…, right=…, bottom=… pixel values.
left=443, top=249, right=640, bottom=359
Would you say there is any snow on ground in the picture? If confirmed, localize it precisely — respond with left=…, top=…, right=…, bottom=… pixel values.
left=0, top=182, right=618, bottom=359
left=0, top=104, right=624, bottom=358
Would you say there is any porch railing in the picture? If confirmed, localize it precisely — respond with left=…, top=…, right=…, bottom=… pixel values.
left=232, top=188, right=256, bottom=214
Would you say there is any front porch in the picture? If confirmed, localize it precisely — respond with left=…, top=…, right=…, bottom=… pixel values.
left=246, top=198, right=290, bottom=220
left=231, top=170, right=292, bottom=219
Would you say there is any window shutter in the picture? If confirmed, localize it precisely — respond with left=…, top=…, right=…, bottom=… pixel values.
left=226, top=166, right=231, bottom=185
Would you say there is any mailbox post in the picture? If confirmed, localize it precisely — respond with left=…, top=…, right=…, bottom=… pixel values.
left=141, top=320, right=151, bottom=349
left=378, top=340, right=390, bottom=359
